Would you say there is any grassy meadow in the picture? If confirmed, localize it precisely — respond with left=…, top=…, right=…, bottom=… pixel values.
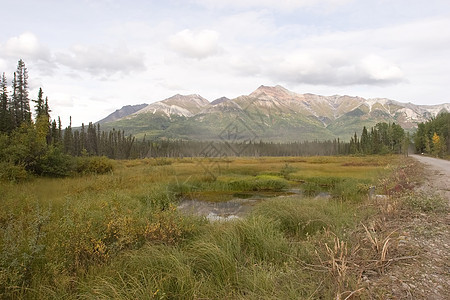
left=1, top=155, right=419, bottom=299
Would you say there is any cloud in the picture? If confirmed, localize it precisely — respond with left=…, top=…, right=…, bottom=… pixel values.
left=191, top=0, right=353, bottom=11
left=1, top=32, right=51, bottom=61
left=300, top=17, right=450, bottom=56
left=265, top=50, right=404, bottom=86
left=359, top=55, right=404, bottom=83
left=228, top=55, right=262, bottom=76
left=216, top=17, right=450, bottom=87
left=168, top=29, right=220, bottom=59
left=214, top=10, right=278, bottom=42
left=55, top=45, right=146, bottom=76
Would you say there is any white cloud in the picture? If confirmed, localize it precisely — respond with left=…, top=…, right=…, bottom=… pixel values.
left=214, top=17, right=450, bottom=87
left=228, top=55, right=262, bottom=76
left=54, top=45, right=146, bottom=76
left=0, top=59, right=7, bottom=72
left=1, top=32, right=51, bottom=61
left=236, top=50, right=405, bottom=86
left=168, top=29, right=220, bottom=59
left=191, top=0, right=353, bottom=11
left=359, top=55, right=404, bottom=83
left=301, top=17, right=450, bottom=56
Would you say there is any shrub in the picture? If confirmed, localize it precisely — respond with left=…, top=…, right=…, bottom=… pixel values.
left=280, top=163, right=297, bottom=179
left=0, top=162, right=29, bottom=182
left=38, top=146, right=74, bottom=177
left=75, top=156, right=114, bottom=174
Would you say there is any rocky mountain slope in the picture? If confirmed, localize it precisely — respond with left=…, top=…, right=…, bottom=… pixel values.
left=97, top=104, right=148, bottom=123
left=98, top=85, right=449, bottom=141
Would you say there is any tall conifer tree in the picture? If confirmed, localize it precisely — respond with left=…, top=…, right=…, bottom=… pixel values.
left=11, top=59, right=31, bottom=128
left=0, top=73, right=9, bottom=132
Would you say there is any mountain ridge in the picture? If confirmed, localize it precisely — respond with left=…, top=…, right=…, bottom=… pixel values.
left=98, top=85, right=449, bottom=141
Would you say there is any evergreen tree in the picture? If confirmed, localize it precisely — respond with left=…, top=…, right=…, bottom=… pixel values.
left=63, top=116, right=74, bottom=155
left=10, top=60, right=31, bottom=129
left=360, top=126, right=369, bottom=154
left=414, top=112, right=449, bottom=156
left=87, top=122, right=98, bottom=155
left=15, top=59, right=31, bottom=125
left=0, top=73, right=9, bottom=133
left=44, top=97, right=50, bottom=116
left=50, top=119, right=58, bottom=144
left=33, top=87, right=45, bottom=119
left=33, top=89, right=51, bottom=145
left=80, top=123, right=86, bottom=153
left=390, top=123, right=405, bottom=153
left=414, top=123, right=426, bottom=153
left=57, top=116, right=62, bottom=144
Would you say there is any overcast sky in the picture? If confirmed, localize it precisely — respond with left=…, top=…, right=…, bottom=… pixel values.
left=1, top=0, right=449, bottom=126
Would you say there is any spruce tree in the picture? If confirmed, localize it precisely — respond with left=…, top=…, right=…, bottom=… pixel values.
left=11, top=60, right=31, bottom=128
left=0, top=73, right=9, bottom=133
left=360, top=126, right=369, bottom=154
left=63, top=117, right=74, bottom=155
left=34, top=88, right=51, bottom=144
left=33, top=87, right=45, bottom=118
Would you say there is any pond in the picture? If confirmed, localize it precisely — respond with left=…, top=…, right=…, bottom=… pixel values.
left=177, top=189, right=306, bottom=221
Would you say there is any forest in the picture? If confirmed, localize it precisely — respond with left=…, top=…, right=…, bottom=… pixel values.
left=0, top=60, right=414, bottom=181
left=413, top=111, right=449, bottom=157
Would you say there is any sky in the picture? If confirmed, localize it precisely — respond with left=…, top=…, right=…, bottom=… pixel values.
left=1, top=0, right=450, bottom=126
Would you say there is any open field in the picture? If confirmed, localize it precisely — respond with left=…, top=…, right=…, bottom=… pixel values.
left=2, top=155, right=436, bottom=299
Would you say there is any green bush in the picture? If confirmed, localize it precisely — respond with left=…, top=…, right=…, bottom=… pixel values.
left=280, top=163, right=297, bottom=179
left=38, top=146, right=74, bottom=177
left=0, top=162, right=29, bottom=182
left=75, top=156, right=114, bottom=174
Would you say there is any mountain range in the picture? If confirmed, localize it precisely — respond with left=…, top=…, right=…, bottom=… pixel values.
left=98, top=85, right=450, bottom=142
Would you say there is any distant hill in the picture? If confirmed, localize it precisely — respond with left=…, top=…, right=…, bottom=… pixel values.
left=98, top=104, right=148, bottom=123
left=98, top=85, right=450, bottom=141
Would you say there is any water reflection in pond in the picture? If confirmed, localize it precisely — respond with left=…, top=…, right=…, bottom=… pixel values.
left=177, top=198, right=257, bottom=221
left=177, top=189, right=304, bottom=221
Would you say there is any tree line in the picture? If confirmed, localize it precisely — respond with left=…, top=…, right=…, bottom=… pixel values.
left=1, top=59, right=411, bottom=180
left=413, top=112, right=449, bottom=157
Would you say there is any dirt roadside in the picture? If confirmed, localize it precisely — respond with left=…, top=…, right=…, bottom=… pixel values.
left=410, top=154, right=450, bottom=203
left=367, top=155, right=450, bottom=299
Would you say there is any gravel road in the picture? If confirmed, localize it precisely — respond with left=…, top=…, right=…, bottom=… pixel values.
left=410, top=154, right=450, bottom=177
left=410, top=154, right=450, bottom=201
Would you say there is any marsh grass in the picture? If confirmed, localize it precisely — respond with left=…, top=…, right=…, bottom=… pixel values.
left=253, top=197, right=365, bottom=238
left=1, top=155, right=403, bottom=299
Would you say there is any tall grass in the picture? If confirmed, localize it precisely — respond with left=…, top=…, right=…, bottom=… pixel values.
left=1, top=155, right=400, bottom=298
left=253, top=197, right=366, bottom=238
left=78, top=194, right=373, bottom=299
